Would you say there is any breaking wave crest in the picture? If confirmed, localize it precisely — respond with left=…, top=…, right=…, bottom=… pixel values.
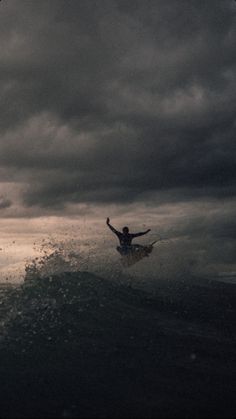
left=23, top=236, right=125, bottom=284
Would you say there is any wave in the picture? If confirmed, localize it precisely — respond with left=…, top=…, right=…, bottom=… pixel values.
left=0, top=270, right=236, bottom=418
left=2, top=270, right=236, bottom=341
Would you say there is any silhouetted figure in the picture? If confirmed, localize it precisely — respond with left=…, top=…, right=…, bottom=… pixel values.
left=106, top=217, right=151, bottom=255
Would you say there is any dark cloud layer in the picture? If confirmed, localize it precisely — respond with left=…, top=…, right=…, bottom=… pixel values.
left=0, top=0, right=235, bottom=210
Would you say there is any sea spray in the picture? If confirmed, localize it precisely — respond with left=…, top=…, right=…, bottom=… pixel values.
left=24, top=235, right=132, bottom=286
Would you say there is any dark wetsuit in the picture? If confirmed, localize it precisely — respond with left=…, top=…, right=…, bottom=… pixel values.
left=107, top=223, right=149, bottom=254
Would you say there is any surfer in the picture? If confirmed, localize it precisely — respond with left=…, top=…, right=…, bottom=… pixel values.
left=106, top=218, right=151, bottom=255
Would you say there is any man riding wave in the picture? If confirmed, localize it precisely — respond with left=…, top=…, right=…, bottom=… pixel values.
left=106, top=218, right=151, bottom=255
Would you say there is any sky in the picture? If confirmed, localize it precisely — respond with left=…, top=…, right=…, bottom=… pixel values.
left=0, top=0, right=235, bottom=278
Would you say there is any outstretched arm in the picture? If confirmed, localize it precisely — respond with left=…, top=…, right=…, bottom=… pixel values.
left=106, top=218, right=119, bottom=235
left=132, top=229, right=151, bottom=238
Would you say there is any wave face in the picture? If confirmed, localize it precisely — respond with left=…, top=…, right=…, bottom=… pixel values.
left=0, top=271, right=236, bottom=418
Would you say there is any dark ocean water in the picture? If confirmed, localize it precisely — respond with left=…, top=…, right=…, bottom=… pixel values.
left=0, top=271, right=236, bottom=418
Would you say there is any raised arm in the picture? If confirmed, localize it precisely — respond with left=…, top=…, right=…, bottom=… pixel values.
left=131, top=229, right=151, bottom=238
left=106, top=218, right=119, bottom=235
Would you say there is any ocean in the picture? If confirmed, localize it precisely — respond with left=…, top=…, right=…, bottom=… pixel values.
left=0, top=253, right=236, bottom=418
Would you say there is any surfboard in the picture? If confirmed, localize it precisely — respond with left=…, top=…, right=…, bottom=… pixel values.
left=118, top=240, right=158, bottom=267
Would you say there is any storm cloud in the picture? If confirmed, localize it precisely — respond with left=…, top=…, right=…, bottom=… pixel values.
left=0, top=0, right=235, bottom=216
